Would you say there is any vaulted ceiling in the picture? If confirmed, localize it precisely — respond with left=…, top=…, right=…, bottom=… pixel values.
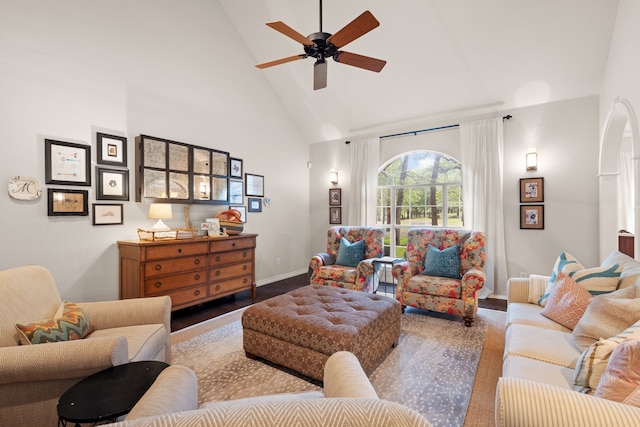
left=219, top=0, right=619, bottom=143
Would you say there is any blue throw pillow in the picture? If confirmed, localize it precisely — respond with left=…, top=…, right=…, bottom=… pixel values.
left=335, top=237, right=366, bottom=267
left=423, top=244, right=461, bottom=279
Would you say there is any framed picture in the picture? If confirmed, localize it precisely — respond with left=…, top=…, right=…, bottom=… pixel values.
left=520, top=177, right=544, bottom=203
left=245, top=173, right=264, bottom=197
left=230, top=205, right=247, bottom=222
left=520, top=204, right=544, bottom=230
left=92, top=203, right=123, bottom=225
left=230, top=158, right=243, bottom=178
left=248, top=197, right=262, bottom=212
left=47, top=188, right=89, bottom=216
left=229, top=179, right=244, bottom=204
left=45, top=139, right=91, bottom=186
left=330, top=207, right=342, bottom=224
left=329, top=188, right=342, bottom=206
left=96, top=167, right=129, bottom=201
left=97, top=133, right=127, bottom=167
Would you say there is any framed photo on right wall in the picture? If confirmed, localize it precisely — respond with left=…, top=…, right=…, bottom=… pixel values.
left=520, top=177, right=544, bottom=203
left=520, top=204, right=544, bottom=230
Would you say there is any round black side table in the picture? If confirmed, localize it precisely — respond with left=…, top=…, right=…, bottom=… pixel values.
left=57, top=360, right=169, bottom=426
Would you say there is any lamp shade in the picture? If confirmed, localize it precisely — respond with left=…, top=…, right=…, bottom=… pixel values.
left=148, top=203, right=172, bottom=231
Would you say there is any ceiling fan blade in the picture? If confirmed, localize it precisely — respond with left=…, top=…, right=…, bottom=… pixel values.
left=334, top=51, right=386, bottom=72
left=255, top=54, right=307, bottom=69
left=266, top=21, right=315, bottom=46
left=326, top=10, right=380, bottom=49
left=314, top=61, right=327, bottom=90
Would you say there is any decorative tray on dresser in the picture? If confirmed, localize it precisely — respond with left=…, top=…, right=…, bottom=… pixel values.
left=118, top=234, right=257, bottom=311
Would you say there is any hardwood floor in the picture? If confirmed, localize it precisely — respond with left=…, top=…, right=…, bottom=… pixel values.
left=170, top=274, right=507, bottom=332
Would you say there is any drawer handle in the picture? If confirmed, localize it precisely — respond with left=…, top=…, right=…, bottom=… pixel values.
left=194, top=274, right=200, bottom=280
left=242, top=251, right=248, bottom=258
left=194, top=259, right=200, bottom=265
left=155, top=282, right=162, bottom=288
left=178, top=248, right=182, bottom=253
left=232, top=242, right=236, bottom=247
left=215, top=271, right=221, bottom=276
left=215, top=285, right=221, bottom=291
left=155, top=264, right=162, bottom=271
left=243, top=265, right=248, bottom=271
left=215, top=255, right=221, bottom=262
left=194, top=290, right=201, bottom=296
left=243, top=278, right=248, bottom=284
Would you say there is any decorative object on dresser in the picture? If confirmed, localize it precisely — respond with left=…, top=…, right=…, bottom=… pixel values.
left=118, top=234, right=257, bottom=311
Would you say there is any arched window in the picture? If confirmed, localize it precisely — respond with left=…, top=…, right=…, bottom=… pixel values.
left=377, top=150, right=463, bottom=258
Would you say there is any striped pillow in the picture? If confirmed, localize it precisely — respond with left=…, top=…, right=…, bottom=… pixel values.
left=573, top=320, right=640, bottom=393
left=15, top=301, right=94, bottom=345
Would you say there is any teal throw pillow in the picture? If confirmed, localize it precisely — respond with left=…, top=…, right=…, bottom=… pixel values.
left=423, top=244, right=461, bottom=279
left=335, top=237, right=366, bottom=267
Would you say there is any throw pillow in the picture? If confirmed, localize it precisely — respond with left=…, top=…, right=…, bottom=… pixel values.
left=15, top=301, right=94, bottom=345
left=538, top=251, right=582, bottom=306
left=594, top=339, right=640, bottom=407
left=571, top=286, right=640, bottom=351
left=423, top=244, right=461, bottom=279
left=573, top=319, right=640, bottom=394
left=335, top=237, right=366, bottom=268
left=540, top=272, right=593, bottom=330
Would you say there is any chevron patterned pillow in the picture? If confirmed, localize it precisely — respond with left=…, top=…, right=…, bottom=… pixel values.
left=540, top=272, right=593, bottom=330
left=15, top=301, right=94, bottom=345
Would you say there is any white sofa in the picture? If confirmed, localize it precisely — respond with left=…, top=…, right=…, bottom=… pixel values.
left=496, top=251, right=640, bottom=426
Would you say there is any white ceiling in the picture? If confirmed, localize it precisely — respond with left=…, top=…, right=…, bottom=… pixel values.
left=219, top=0, right=619, bottom=143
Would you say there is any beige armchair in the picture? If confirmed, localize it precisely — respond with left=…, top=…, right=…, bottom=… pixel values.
left=0, top=265, right=171, bottom=427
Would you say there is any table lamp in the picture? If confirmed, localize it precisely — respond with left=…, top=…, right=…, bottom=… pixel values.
left=148, top=203, right=172, bottom=231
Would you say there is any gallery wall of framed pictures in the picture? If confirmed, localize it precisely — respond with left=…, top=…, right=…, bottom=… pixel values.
left=519, top=177, right=544, bottom=230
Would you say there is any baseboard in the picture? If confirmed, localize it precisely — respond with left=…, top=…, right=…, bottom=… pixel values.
left=256, top=269, right=307, bottom=287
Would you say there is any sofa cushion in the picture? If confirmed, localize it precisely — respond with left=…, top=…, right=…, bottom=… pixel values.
left=571, top=285, right=640, bottom=351
left=335, top=237, right=365, bottom=267
left=601, top=250, right=640, bottom=289
left=423, top=244, right=461, bottom=279
left=573, top=319, right=640, bottom=393
left=505, top=323, right=581, bottom=368
left=88, top=324, right=166, bottom=361
left=502, top=354, right=576, bottom=390
left=506, top=302, right=571, bottom=332
left=15, top=301, right=94, bottom=345
left=540, top=272, right=593, bottom=330
left=594, top=339, right=640, bottom=406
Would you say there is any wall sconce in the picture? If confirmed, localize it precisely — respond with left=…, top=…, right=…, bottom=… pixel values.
left=330, top=170, right=339, bottom=185
left=148, top=203, right=173, bottom=231
left=526, top=148, right=537, bottom=171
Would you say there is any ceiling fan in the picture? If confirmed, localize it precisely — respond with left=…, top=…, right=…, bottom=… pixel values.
left=255, top=0, right=387, bottom=90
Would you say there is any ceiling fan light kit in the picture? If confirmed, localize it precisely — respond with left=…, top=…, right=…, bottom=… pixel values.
left=255, top=1, right=387, bottom=90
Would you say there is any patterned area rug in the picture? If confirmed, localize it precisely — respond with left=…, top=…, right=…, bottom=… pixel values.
left=172, top=307, right=488, bottom=427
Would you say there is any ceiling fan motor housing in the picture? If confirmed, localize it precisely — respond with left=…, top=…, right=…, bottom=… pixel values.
left=304, top=32, right=336, bottom=62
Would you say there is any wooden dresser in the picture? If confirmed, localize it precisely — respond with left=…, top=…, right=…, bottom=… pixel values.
left=118, top=234, right=257, bottom=311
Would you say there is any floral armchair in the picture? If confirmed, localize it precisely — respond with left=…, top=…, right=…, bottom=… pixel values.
left=309, top=226, right=385, bottom=292
left=392, top=228, right=486, bottom=326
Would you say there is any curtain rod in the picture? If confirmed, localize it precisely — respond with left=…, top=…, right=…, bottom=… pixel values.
left=345, top=114, right=512, bottom=144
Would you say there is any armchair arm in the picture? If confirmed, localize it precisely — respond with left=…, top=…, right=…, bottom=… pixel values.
left=392, top=261, right=421, bottom=288
left=460, top=267, right=486, bottom=298
left=323, top=351, right=378, bottom=399
left=78, top=296, right=170, bottom=331
left=126, top=365, right=198, bottom=420
left=309, top=252, right=336, bottom=280
left=496, top=377, right=640, bottom=427
left=0, top=336, right=128, bottom=384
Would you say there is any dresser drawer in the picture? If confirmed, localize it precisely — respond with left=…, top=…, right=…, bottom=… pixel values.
left=209, top=237, right=255, bottom=253
left=209, top=249, right=253, bottom=267
left=210, top=262, right=252, bottom=281
left=145, top=242, right=209, bottom=260
left=167, top=285, right=208, bottom=309
left=144, top=255, right=207, bottom=277
left=144, top=270, right=208, bottom=296
left=209, top=276, right=252, bottom=297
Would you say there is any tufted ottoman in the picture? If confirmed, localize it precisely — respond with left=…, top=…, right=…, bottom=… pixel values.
left=242, top=284, right=401, bottom=381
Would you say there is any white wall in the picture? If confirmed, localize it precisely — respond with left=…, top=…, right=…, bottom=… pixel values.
left=0, top=1, right=310, bottom=302
left=309, top=96, right=601, bottom=297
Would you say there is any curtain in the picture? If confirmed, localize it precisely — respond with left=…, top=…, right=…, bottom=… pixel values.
left=348, top=137, right=380, bottom=226
left=460, top=118, right=507, bottom=298
left=618, top=152, right=634, bottom=233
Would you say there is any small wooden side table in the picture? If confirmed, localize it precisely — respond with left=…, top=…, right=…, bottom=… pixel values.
left=57, top=361, right=169, bottom=426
